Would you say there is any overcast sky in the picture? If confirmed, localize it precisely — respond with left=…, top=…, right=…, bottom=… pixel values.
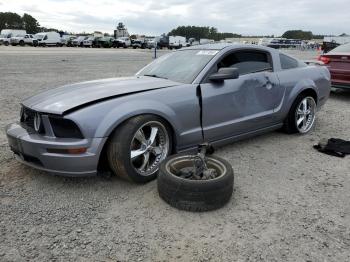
left=0, top=0, right=348, bottom=36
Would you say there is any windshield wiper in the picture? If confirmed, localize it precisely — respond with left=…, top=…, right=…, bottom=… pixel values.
left=143, top=74, right=168, bottom=79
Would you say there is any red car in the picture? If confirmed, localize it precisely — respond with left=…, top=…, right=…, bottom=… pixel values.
left=318, top=43, right=350, bottom=89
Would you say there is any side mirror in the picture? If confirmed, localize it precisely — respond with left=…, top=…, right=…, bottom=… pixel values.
left=209, top=67, right=239, bottom=82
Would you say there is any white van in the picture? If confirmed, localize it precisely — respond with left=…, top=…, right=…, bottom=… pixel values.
left=0, top=29, right=26, bottom=46
left=35, top=32, right=62, bottom=47
left=169, top=36, right=187, bottom=49
left=199, top=38, right=215, bottom=45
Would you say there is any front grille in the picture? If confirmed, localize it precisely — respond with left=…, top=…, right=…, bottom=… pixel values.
left=20, top=107, right=35, bottom=129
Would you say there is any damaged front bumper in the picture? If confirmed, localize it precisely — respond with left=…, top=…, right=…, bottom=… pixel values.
left=6, top=123, right=107, bottom=177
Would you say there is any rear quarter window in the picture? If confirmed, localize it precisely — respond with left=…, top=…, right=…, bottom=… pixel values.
left=280, top=54, right=299, bottom=70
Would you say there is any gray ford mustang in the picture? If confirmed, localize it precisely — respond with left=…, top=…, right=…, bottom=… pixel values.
left=6, top=44, right=331, bottom=183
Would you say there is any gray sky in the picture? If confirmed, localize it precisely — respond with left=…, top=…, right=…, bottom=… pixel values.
left=0, top=0, right=348, bottom=36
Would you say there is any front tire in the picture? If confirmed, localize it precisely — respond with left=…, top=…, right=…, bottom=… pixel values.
left=283, top=95, right=317, bottom=134
left=107, top=115, right=172, bottom=183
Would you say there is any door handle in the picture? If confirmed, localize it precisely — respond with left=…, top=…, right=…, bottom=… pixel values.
left=262, top=79, right=273, bottom=90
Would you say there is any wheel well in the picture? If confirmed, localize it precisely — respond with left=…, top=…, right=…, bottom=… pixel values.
left=96, top=114, right=177, bottom=173
left=298, top=88, right=318, bottom=104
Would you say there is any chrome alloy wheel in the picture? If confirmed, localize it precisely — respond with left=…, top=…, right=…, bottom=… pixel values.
left=295, top=97, right=316, bottom=133
left=130, top=121, right=170, bottom=176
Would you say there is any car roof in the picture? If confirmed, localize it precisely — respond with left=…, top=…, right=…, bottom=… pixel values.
left=183, top=43, right=276, bottom=53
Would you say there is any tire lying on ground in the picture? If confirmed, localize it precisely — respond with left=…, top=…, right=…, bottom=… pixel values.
left=157, top=153, right=234, bottom=212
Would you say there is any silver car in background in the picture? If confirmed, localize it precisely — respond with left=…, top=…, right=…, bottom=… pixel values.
left=6, top=44, right=331, bottom=183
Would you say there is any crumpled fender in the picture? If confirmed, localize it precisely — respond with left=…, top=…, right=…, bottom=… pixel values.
left=94, top=99, right=181, bottom=139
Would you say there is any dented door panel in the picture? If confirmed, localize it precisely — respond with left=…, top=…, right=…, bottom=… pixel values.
left=200, top=71, right=283, bottom=142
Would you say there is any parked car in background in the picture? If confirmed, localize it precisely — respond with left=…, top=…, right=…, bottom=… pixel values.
left=95, top=36, right=114, bottom=48
left=318, top=43, right=350, bottom=89
left=145, top=37, right=159, bottom=49
left=10, top=34, right=37, bottom=46
left=36, top=32, right=62, bottom=47
left=91, top=37, right=102, bottom=48
left=0, top=29, right=26, bottom=46
left=61, top=35, right=76, bottom=46
left=131, top=39, right=146, bottom=49
left=6, top=44, right=331, bottom=183
left=113, top=37, right=131, bottom=48
left=169, top=36, right=187, bottom=49
left=188, top=38, right=199, bottom=46
left=157, top=35, right=169, bottom=49
left=199, top=38, right=215, bottom=45
left=66, top=36, right=77, bottom=47
left=323, top=36, right=350, bottom=53
left=83, top=36, right=95, bottom=47
left=72, top=36, right=88, bottom=47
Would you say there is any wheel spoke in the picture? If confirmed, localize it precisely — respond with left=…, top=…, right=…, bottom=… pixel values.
left=297, top=116, right=304, bottom=126
left=131, top=148, right=146, bottom=159
left=134, top=129, right=147, bottom=144
left=140, top=152, right=150, bottom=170
left=303, top=116, right=307, bottom=127
left=297, top=109, right=304, bottom=115
left=302, top=99, right=308, bottom=112
left=149, top=127, right=159, bottom=145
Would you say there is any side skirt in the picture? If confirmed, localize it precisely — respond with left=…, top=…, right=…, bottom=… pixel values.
left=177, top=123, right=283, bottom=153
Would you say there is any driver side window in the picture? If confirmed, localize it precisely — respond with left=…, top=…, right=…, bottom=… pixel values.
left=217, top=50, right=273, bottom=75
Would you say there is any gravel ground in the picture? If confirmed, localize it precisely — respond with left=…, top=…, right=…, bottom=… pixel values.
left=0, top=46, right=349, bottom=261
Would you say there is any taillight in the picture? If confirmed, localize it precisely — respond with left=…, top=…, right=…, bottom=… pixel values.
left=318, top=55, right=330, bottom=64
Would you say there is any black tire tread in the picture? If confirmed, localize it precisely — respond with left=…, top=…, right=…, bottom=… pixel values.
left=157, top=154, right=234, bottom=212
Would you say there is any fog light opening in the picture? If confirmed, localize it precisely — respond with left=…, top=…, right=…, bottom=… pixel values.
left=47, top=147, right=87, bottom=154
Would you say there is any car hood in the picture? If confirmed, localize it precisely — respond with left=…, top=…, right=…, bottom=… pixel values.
left=22, top=76, right=180, bottom=115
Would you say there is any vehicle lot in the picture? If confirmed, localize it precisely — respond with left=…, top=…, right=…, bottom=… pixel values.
left=0, top=46, right=349, bottom=261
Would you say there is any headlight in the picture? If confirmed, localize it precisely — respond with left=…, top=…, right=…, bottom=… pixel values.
left=49, top=117, right=84, bottom=139
left=34, top=113, right=44, bottom=133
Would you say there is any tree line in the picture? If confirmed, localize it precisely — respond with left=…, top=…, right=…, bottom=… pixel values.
left=168, top=27, right=335, bottom=41
left=168, top=26, right=242, bottom=41
left=0, top=12, right=40, bottom=34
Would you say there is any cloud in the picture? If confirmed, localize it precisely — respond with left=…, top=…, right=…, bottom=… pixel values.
left=0, top=0, right=349, bottom=36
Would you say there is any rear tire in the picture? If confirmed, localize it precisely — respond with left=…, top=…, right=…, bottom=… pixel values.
left=19, top=40, right=24, bottom=46
left=107, top=115, right=172, bottom=183
left=283, top=94, right=317, bottom=134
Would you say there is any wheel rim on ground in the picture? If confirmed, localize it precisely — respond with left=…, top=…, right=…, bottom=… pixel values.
left=130, top=121, right=170, bottom=176
left=165, top=155, right=227, bottom=180
left=295, top=96, right=316, bottom=133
